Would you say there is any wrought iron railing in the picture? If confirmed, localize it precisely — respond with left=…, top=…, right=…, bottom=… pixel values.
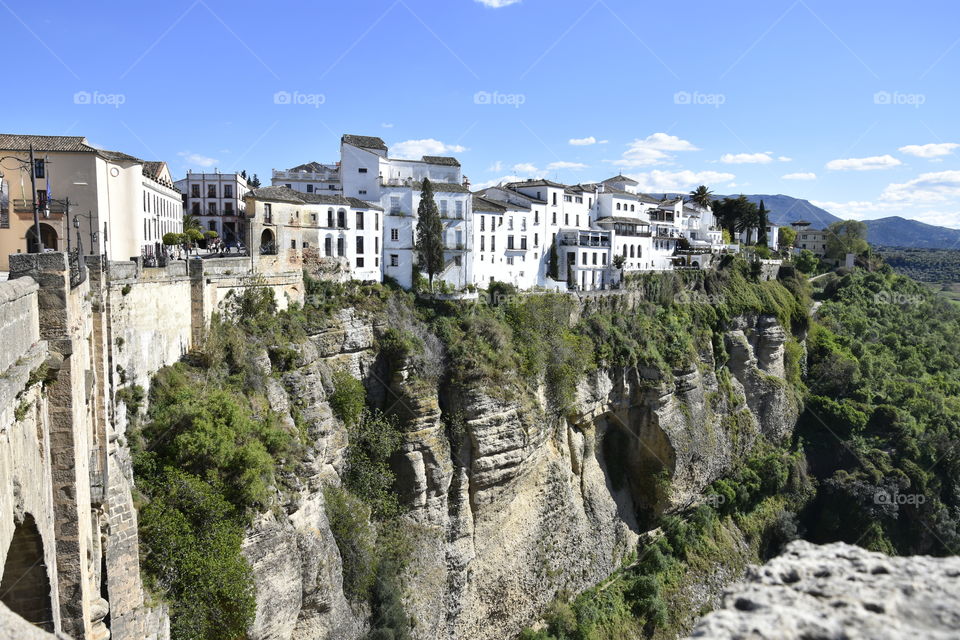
left=68, top=249, right=87, bottom=288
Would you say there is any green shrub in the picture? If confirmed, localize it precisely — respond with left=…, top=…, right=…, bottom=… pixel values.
left=324, top=485, right=377, bottom=602
left=329, top=370, right=366, bottom=427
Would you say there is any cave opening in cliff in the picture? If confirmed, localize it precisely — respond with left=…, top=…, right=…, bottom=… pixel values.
left=0, top=513, right=55, bottom=632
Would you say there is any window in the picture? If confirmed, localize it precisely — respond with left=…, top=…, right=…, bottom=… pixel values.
left=565, top=213, right=569, bottom=225
left=630, top=204, right=635, bottom=212
left=209, top=221, right=216, bottom=231
left=534, top=211, right=540, bottom=224
left=208, top=202, right=217, bottom=215
left=576, top=196, right=583, bottom=204
left=568, top=251, right=576, bottom=265
left=390, top=254, right=398, bottom=267
left=616, top=203, right=621, bottom=211
left=440, top=200, right=448, bottom=216
left=455, top=201, right=463, bottom=218
left=224, top=185, right=233, bottom=198
left=454, top=255, right=462, bottom=266
left=552, top=193, right=557, bottom=205
left=325, top=237, right=332, bottom=256
left=224, top=202, right=233, bottom=214
left=508, top=216, right=514, bottom=230
left=356, top=237, right=364, bottom=254
left=191, top=184, right=200, bottom=197
left=33, top=159, right=44, bottom=179
left=311, top=212, right=317, bottom=223
left=390, top=196, right=401, bottom=214
left=327, top=208, right=334, bottom=227
left=291, top=239, right=297, bottom=249
left=357, top=257, right=364, bottom=268
left=358, top=167, right=368, bottom=173
left=507, top=256, right=514, bottom=265
left=390, top=228, right=399, bottom=241
left=337, top=209, right=346, bottom=228
left=207, top=185, right=216, bottom=198
left=576, top=216, right=579, bottom=227
left=602, top=254, right=607, bottom=265
left=191, top=202, right=200, bottom=215
left=507, top=235, right=515, bottom=250
left=491, top=236, right=496, bottom=252
left=534, top=233, right=539, bottom=247
left=264, top=203, right=272, bottom=223
left=592, top=253, right=597, bottom=265
left=306, top=184, right=314, bottom=193
left=337, top=237, right=345, bottom=257
left=375, top=213, right=379, bottom=230
left=374, top=236, right=379, bottom=253
left=285, top=183, right=291, bottom=188
left=480, top=215, right=485, bottom=231
left=359, top=189, right=367, bottom=195
left=356, top=211, right=364, bottom=229
left=480, top=236, right=485, bottom=251
left=520, top=237, right=527, bottom=250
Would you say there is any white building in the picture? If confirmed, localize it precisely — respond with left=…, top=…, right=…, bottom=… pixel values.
left=244, top=185, right=383, bottom=281
left=271, top=161, right=341, bottom=195
left=174, top=171, right=250, bottom=247
left=339, top=134, right=472, bottom=289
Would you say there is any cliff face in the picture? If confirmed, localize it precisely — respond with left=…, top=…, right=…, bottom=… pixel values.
left=241, top=308, right=798, bottom=640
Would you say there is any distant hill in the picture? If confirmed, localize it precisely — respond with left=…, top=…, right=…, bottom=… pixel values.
left=700, top=194, right=960, bottom=250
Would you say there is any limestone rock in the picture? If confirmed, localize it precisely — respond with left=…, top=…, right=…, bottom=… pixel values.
left=688, top=540, right=960, bottom=640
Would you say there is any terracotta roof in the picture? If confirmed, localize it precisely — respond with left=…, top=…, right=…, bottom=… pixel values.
left=341, top=134, right=387, bottom=151
left=246, top=185, right=382, bottom=210
left=411, top=180, right=470, bottom=193
left=506, top=178, right=567, bottom=189
left=472, top=195, right=506, bottom=213
left=602, top=173, right=638, bottom=185
left=97, top=149, right=143, bottom=164
left=0, top=134, right=96, bottom=153
left=421, top=155, right=460, bottom=166
left=288, top=161, right=337, bottom=173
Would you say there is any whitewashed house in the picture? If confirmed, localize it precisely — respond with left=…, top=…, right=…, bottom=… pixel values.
left=272, top=161, right=341, bottom=195
left=174, top=171, right=250, bottom=247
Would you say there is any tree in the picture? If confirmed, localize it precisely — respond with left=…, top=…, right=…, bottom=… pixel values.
left=162, top=232, right=184, bottom=247
left=248, top=174, right=262, bottom=188
left=548, top=241, right=560, bottom=280
left=825, top=219, right=869, bottom=260
left=688, top=185, right=713, bottom=208
left=757, top=200, right=769, bottom=247
left=795, top=249, right=819, bottom=274
left=714, top=195, right=758, bottom=242
left=414, top=178, right=445, bottom=290
left=204, top=230, right=219, bottom=240
left=779, top=225, right=797, bottom=251
left=182, top=213, right=201, bottom=233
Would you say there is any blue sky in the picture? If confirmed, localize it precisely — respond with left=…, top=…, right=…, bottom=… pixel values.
left=5, top=0, right=960, bottom=226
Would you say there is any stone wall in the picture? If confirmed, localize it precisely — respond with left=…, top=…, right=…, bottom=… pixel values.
left=0, top=251, right=304, bottom=639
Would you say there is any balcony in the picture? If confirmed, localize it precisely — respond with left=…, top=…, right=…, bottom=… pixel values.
left=13, top=199, right=68, bottom=214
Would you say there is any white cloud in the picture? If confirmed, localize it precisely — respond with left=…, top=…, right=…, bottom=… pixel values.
left=511, top=162, right=540, bottom=175
left=626, top=169, right=735, bottom=193
left=178, top=151, right=217, bottom=168
left=598, top=139, right=609, bottom=144
left=474, top=0, right=521, bottom=7
left=391, top=138, right=467, bottom=159
left=778, top=156, right=792, bottom=162
left=898, top=142, right=959, bottom=159
left=569, top=136, right=597, bottom=146
left=825, top=154, right=902, bottom=171
left=782, top=172, right=817, bottom=180
left=616, top=133, right=699, bottom=167
left=547, top=161, right=588, bottom=170
left=381, top=122, right=394, bottom=128
left=720, top=152, right=774, bottom=164
left=880, top=170, right=960, bottom=203
left=487, top=161, right=503, bottom=173
left=473, top=175, right=524, bottom=190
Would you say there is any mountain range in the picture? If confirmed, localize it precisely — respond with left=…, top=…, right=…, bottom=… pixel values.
left=713, top=194, right=960, bottom=250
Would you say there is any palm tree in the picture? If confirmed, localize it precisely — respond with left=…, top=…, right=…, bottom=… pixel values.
left=689, top=185, right=714, bottom=208
left=182, top=213, right=201, bottom=232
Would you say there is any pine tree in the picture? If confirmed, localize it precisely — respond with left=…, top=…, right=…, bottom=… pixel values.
left=414, top=178, right=445, bottom=290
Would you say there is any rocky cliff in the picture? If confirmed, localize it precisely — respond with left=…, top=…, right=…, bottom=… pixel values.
left=237, top=303, right=799, bottom=640
left=687, top=540, right=960, bottom=639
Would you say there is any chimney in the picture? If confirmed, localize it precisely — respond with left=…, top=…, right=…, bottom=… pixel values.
left=462, top=175, right=470, bottom=188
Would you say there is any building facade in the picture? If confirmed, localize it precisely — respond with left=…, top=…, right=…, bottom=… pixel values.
left=173, top=171, right=250, bottom=247
left=0, top=135, right=182, bottom=270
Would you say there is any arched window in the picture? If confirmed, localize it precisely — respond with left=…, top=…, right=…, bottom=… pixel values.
left=324, top=235, right=333, bottom=257
left=327, top=208, right=334, bottom=227
left=629, top=245, right=635, bottom=258
left=259, top=228, right=276, bottom=255
left=337, top=209, right=346, bottom=228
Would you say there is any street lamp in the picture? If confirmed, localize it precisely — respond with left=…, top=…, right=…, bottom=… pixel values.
left=0, top=145, right=44, bottom=253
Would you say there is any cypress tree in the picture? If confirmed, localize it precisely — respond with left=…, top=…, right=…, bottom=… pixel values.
left=757, top=200, right=769, bottom=246
left=414, top=178, right=445, bottom=290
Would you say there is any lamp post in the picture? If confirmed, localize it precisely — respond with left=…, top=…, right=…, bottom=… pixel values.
left=72, top=210, right=98, bottom=256
left=0, top=146, right=43, bottom=252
